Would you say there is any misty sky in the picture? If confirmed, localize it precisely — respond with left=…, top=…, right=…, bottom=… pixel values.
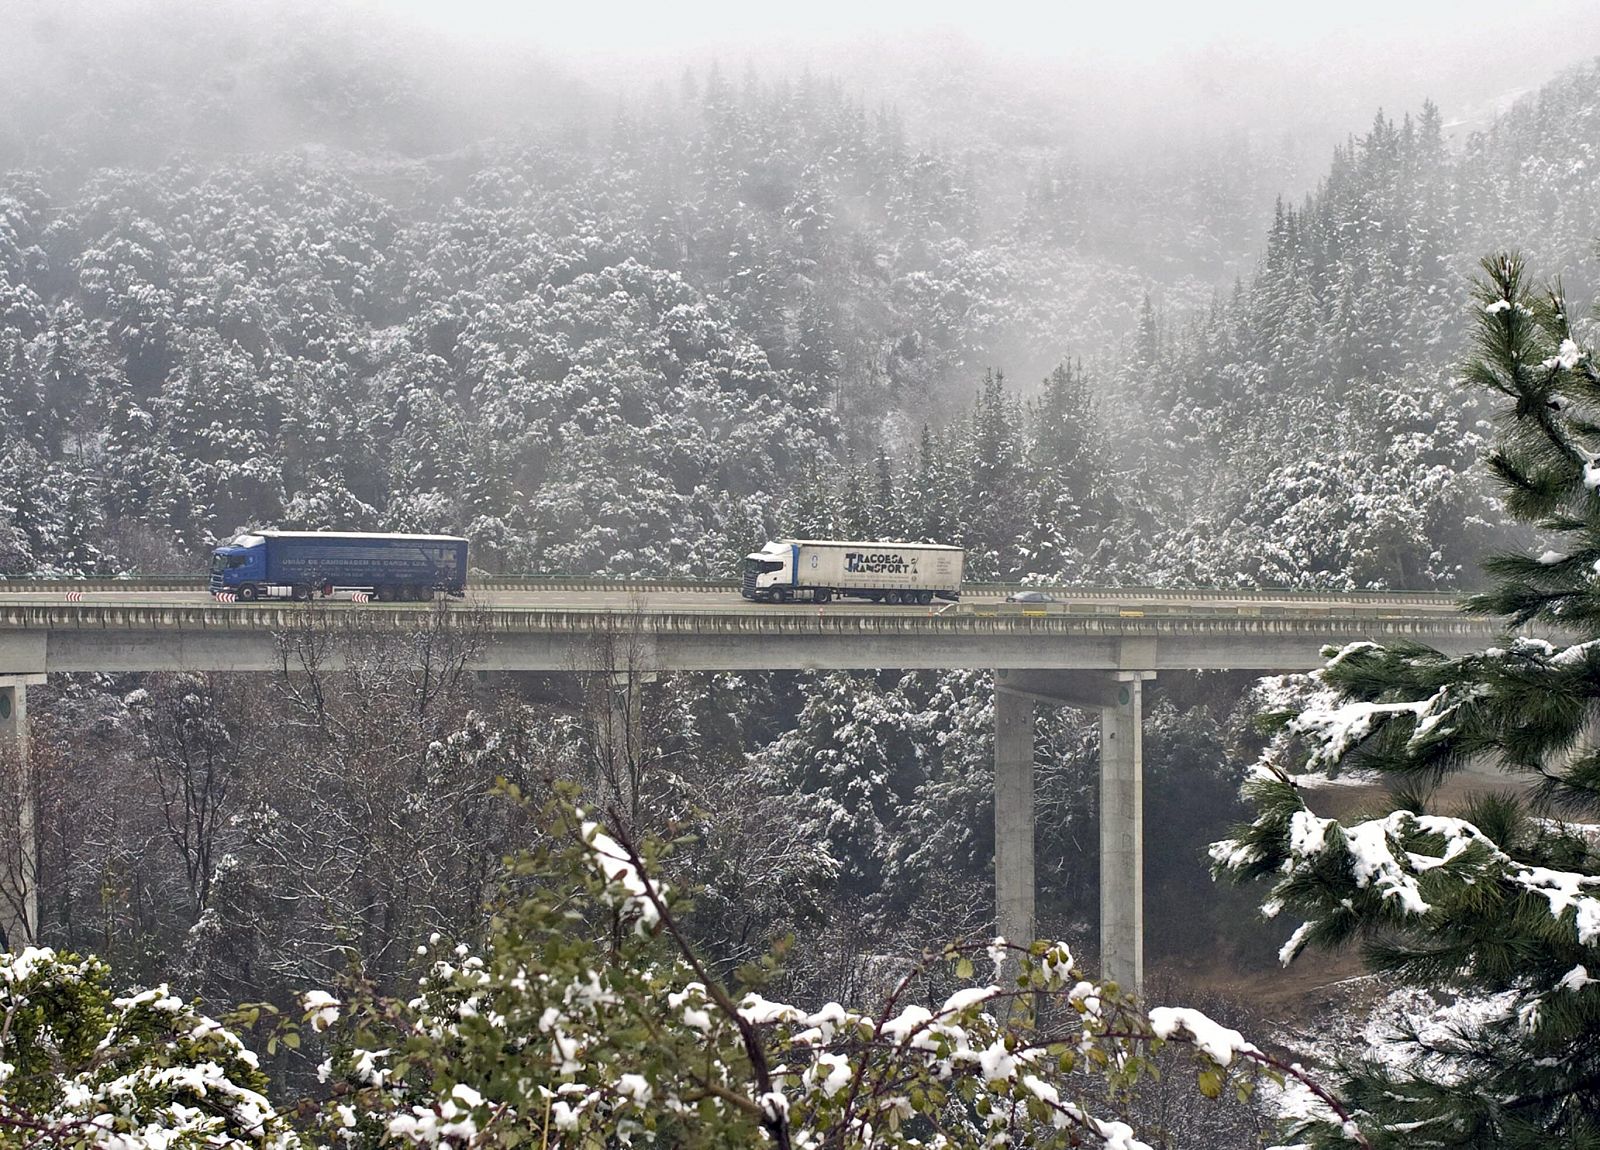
left=370, top=0, right=1584, bottom=60
left=360, top=0, right=1600, bottom=168
left=5, top=0, right=1598, bottom=192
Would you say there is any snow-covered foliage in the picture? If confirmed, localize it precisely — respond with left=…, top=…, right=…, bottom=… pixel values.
left=6, top=21, right=1600, bottom=1148
left=5, top=31, right=1599, bottom=586
left=1215, top=259, right=1600, bottom=1147
left=1119, top=85, right=1600, bottom=590
left=1, top=788, right=1330, bottom=1148
left=0, top=947, right=298, bottom=1149
left=282, top=799, right=1343, bottom=1149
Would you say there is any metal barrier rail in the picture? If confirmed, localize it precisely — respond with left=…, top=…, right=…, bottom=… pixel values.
left=0, top=603, right=1501, bottom=637
left=0, top=574, right=1467, bottom=606
left=475, top=578, right=739, bottom=592
left=966, top=585, right=1462, bottom=606
left=0, top=575, right=745, bottom=593
left=0, top=576, right=204, bottom=592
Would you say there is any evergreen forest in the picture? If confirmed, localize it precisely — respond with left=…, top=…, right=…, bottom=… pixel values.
left=4, top=6, right=1600, bottom=1146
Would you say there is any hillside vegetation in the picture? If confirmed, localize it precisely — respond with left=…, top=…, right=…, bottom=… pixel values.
left=3, top=19, right=1600, bottom=1139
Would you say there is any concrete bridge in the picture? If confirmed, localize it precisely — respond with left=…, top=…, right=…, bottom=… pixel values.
left=0, top=579, right=1503, bottom=990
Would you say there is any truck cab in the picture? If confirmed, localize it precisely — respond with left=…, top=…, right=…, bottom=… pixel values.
left=741, top=541, right=795, bottom=600
left=209, top=534, right=267, bottom=599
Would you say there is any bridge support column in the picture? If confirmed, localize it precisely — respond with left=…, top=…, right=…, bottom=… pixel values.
left=0, top=674, right=44, bottom=953
left=993, top=668, right=1153, bottom=997
left=1099, top=675, right=1145, bottom=994
left=994, top=686, right=1036, bottom=964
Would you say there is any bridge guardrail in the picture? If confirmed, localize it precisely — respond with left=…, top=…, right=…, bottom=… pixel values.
left=969, top=585, right=1461, bottom=606
left=0, top=575, right=204, bottom=592
left=0, top=602, right=1501, bottom=633
left=0, top=575, right=750, bottom=593
left=0, top=574, right=1466, bottom=607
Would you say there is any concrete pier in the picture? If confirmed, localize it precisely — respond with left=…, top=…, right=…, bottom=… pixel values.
left=993, top=668, right=1153, bottom=996
left=993, top=686, right=1036, bottom=965
left=1098, top=674, right=1147, bottom=992
left=0, top=674, right=44, bottom=952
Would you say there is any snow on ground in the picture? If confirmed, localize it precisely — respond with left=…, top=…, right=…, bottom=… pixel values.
left=1287, top=768, right=1386, bottom=789
left=1536, top=817, right=1600, bottom=847
left=1261, top=978, right=1515, bottom=1128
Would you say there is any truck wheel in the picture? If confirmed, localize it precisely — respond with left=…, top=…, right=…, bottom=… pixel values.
left=238, top=584, right=259, bottom=602
left=375, top=584, right=393, bottom=602
left=815, top=589, right=831, bottom=604
left=918, top=590, right=933, bottom=605
left=291, top=584, right=309, bottom=601
left=774, top=587, right=790, bottom=603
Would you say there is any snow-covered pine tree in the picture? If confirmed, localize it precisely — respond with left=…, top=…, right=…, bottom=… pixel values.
left=838, top=464, right=873, bottom=539
left=1017, top=360, right=1104, bottom=580
left=964, top=370, right=1029, bottom=580
left=871, top=444, right=898, bottom=537
left=1214, top=254, right=1600, bottom=1148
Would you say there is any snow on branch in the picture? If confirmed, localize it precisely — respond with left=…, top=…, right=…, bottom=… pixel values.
left=0, top=947, right=298, bottom=1150
left=579, top=811, right=667, bottom=934
left=1214, top=759, right=1600, bottom=974
left=280, top=804, right=1366, bottom=1149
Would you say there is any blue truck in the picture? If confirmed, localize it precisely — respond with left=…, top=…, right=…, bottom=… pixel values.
left=208, top=531, right=469, bottom=602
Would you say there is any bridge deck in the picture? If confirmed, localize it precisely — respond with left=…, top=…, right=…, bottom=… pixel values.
left=0, top=583, right=1502, bottom=674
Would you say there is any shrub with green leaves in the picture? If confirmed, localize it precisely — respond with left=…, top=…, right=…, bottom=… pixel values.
left=0, top=947, right=298, bottom=1149
left=4, top=793, right=1343, bottom=1147
left=293, top=796, right=1346, bottom=1148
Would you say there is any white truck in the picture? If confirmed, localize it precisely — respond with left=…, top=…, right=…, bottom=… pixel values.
left=741, top=539, right=965, bottom=604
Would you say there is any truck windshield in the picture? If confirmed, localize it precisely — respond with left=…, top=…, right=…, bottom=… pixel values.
left=744, top=558, right=783, bottom=575
left=210, top=553, right=226, bottom=573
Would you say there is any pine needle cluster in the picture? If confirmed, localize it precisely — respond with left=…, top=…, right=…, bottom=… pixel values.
left=1214, top=254, right=1600, bottom=1148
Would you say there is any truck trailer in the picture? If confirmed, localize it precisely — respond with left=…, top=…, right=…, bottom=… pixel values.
left=209, top=531, right=469, bottom=602
left=741, top=539, right=964, bottom=604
